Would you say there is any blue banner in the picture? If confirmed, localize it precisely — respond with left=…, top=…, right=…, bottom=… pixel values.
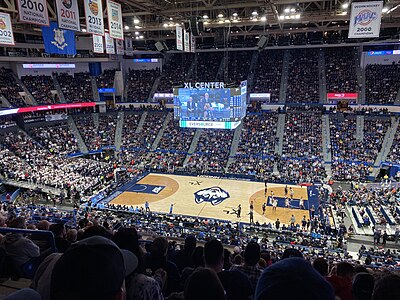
left=42, top=22, right=76, bottom=55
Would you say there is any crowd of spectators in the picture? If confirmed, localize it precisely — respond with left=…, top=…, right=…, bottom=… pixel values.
left=193, top=52, right=224, bottom=82
left=96, top=69, right=116, bottom=89
left=223, top=51, right=253, bottom=85
left=386, top=127, right=400, bottom=164
left=325, top=47, right=359, bottom=93
left=121, top=113, right=141, bottom=149
left=365, top=63, right=400, bottom=104
left=127, top=112, right=165, bottom=150
left=286, top=49, right=320, bottom=103
left=157, top=54, right=193, bottom=94
left=251, top=50, right=283, bottom=102
left=56, top=72, right=93, bottom=103
left=0, top=68, right=25, bottom=107
left=21, top=75, right=56, bottom=105
left=29, top=124, right=79, bottom=155
left=126, top=69, right=160, bottom=102
left=157, top=119, right=194, bottom=153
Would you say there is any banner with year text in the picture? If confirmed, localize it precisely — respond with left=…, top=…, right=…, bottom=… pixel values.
left=106, top=0, right=123, bottom=40
left=56, top=0, right=80, bottom=31
left=348, top=1, right=383, bottom=38
left=84, top=0, right=104, bottom=36
left=17, top=0, right=49, bottom=26
left=0, top=13, right=15, bottom=45
left=93, top=34, right=104, bottom=53
left=105, top=33, right=115, bottom=54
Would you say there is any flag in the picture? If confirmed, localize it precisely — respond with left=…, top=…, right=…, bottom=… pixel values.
left=42, top=21, right=76, bottom=55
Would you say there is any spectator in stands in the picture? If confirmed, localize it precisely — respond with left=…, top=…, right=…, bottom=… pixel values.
left=326, top=261, right=355, bottom=300
left=372, top=274, right=400, bottom=300
left=230, top=241, right=262, bottom=292
left=50, top=223, right=70, bottom=253
left=352, top=272, right=374, bottom=300
left=173, top=235, right=197, bottom=272
left=184, top=267, right=225, bottom=300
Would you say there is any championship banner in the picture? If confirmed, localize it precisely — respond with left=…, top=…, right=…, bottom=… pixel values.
left=92, top=34, right=104, bottom=53
left=106, top=0, right=123, bottom=40
left=184, top=29, right=190, bottom=52
left=348, top=1, right=383, bottom=38
left=116, top=39, right=124, bottom=55
left=17, top=0, right=49, bottom=26
left=190, top=34, right=195, bottom=53
left=176, top=24, right=183, bottom=51
left=105, top=33, right=115, bottom=54
left=42, top=22, right=76, bottom=55
left=84, top=0, right=104, bottom=36
left=125, top=37, right=133, bottom=56
left=56, top=0, right=80, bottom=32
left=0, top=13, right=15, bottom=46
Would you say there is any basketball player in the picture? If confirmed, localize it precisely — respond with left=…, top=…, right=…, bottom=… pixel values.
left=272, top=197, right=277, bottom=212
left=145, top=201, right=150, bottom=213
left=262, top=202, right=266, bottom=215
left=250, top=200, right=254, bottom=212
left=284, top=185, right=288, bottom=197
left=248, top=210, right=254, bottom=224
left=289, top=215, right=296, bottom=227
left=299, top=197, right=305, bottom=210
left=285, top=196, right=290, bottom=209
left=290, top=187, right=294, bottom=200
left=237, top=204, right=241, bottom=218
left=169, top=203, right=175, bottom=214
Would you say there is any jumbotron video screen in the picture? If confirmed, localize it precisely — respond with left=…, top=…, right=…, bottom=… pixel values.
left=173, top=81, right=247, bottom=129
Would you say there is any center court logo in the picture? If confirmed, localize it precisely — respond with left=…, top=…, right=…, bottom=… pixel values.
left=194, top=186, right=230, bottom=206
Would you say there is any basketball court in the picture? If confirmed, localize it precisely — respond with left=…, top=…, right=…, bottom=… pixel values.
left=108, top=173, right=319, bottom=224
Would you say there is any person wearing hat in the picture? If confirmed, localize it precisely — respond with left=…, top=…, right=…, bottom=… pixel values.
left=50, top=235, right=138, bottom=300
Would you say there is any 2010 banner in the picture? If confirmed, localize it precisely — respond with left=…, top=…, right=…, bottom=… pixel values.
left=0, top=13, right=15, bottom=45
left=105, top=33, right=115, bottom=54
left=93, top=34, right=104, bottom=53
left=84, top=0, right=104, bottom=36
left=17, top=0, right=49, bottom=26
left=348, top=1, right=383, bottom=38
left=106, top=0, right=123, bottom=40
left=55, top=0, right=80, bottom=31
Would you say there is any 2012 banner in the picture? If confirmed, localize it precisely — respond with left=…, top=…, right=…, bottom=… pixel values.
left=84, top=0, right=104, bottom=36
left=348, top=1, right=383, bottom=38
left=55, top=0, right=80, bottom=31
left=107, top=0, right=123, bottom=40
left=17, top=0, right=49, bottom=26
left=0, top=12, right=15, bottom=45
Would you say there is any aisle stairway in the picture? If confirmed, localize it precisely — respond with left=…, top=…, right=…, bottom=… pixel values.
left=318, top=49, right=327, bottom=103
left=183, top=129, right=202, bottom=166
left=67, top=116, right=88, bottom=153
left=151, top=112, right=172, bottom=150
left=226, top=123, right=243, bottom=170
left=115, top=111, right=124, bottom=151
left=135, top=111, right=147, bottom=134
left=279, top=50, right=290, bottom=103
left=52, top=74, right=65, bottom=103
left=322, top=114, right=332, bottom=178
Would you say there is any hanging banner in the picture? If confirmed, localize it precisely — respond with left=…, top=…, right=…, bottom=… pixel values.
left=84, top=0, right=104, bottom=36
left=17, top=0, right=49, bottom=26
left=42, top=22, right=76, bottom=55
left=55, top=0, right=80, bottom=31
left=176, top=24, right=183, bottom=51
left=0, top=13, right=15, bottom=45
left=116, top=39, right=124, bottom=55
left=184, top=29, right=190, bottom=52
left=106, top=0, right=123, bottom=40
left=105, top=33, right=115, bottom=54
left=92, top=34, right=104, bottom=53
left=190, top=34, right=195, bottom=53
left=348, top=1, right=383, bottom=38
left=125, top=37, right=133, bottom=56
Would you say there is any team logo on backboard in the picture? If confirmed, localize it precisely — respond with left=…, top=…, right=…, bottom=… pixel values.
left=194, top=186, right=230, bottom=206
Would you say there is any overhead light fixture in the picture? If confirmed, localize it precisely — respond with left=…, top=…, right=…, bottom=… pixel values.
left=295, top=14, right=301, bottom=19
left=82, top=28, right=87, bottom=32
left=163, top=23, right=168, bottom=27
left=218, top=13, right=224, bottom=18
left=260, top=16, right=267, bottom=21
left=341, top=11, right=348, bottom=15
left=232, top=19, right=239, bottom=23
left=285, top=15, right=290, bottom=19
left=203, top=15, right=208, bottom=19
left=252, top=11, right=258, bottom=16
left=169, top=17, right=173, bottom=20
left=133, top=18, right=140, bottom=24
left=218, top=20, right=224, bottom=23
left=124, top=25, right=129, bottom=30
left=139, top=35, right=144, bottom=39
left=279, top=15, right=285, bottom=20
left=232, top=12, right=238, bottom=17
left=135, top=31, right=139, bottom=35
left=342, top=3, right=349, bottom=9
left=134, top=25, right=142, bottom=29
left=204, top=21, right=209, bottom=25
left=225, top=19, right=230, bottom=23
left=290, top=8, right=296, bottom=12
left=284, top=8, right=290, bottom=13
left=382, top=7, right=389, bottom=13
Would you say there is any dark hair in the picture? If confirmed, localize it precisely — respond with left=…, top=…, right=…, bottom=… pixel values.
left=204, top=239, right=223, bottom=267
left=336, top=262, right=355, bottom=278
left=244, top=242, right=261, bottom=266
left=185, top=235, right=197, bottom=251
left=82, top=225, right=111, bottom=240
left=192, top=246, right=205, bottom=268
left=8, top=217, right=26, bottom=229
left=233, top=254, right=242, bottom=265
left=184, top=267, right=225, bottom=300
left=313, top=258, right=329, bottom=276
left=50, top=223, right=65, bottom=237
left=372, top=274, right=400, bottom=300
left=353, top=272, right=374, bottom=300
left=151, top=237, right=168, bottom=257
left=112, top=227, right=143, bottom=273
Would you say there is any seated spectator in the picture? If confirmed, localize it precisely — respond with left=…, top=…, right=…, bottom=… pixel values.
left=312, top=257, right=329, bottom=276
left=326, top=261, right=355, bottom=300
left=49, top=223, right=70, bottom=253
left=173, top=235, right=197, bottom=272
left=353, top=272, right=374, bottom=300
left=372, top=274, right=400, bottom=300
left=184, top=267, right=225, bottom=300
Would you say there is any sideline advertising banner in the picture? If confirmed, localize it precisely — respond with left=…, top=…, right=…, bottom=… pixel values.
left=348, top=1, right=383, bottom=38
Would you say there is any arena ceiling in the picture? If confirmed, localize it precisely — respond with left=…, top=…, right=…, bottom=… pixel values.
left=1, top=0, right=400, bottom=41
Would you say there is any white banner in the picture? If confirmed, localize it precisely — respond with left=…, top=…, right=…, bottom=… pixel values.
left=176, top=25, right=183, bottom=51
left=106, top=0, right=123, bottom=40
left=184, top=29, right=190, bottom=52
left=348, top=1, right=383, bottom=38
left=116, top=39, right=124, bottom=55
left=190, top=34, right=195, bottom=53
left=125, top=37, right=133, bottom=56
left=84, top=0, right=104, bottom=36
left=17, top=0, right=49, bottom=26
left=55, top=0, right=80, bottom=31
left=0, top=13, right=15, bottom=45
left=105, top=33, right=115, bottom=54
left=92, top=34, right=104, bottom=53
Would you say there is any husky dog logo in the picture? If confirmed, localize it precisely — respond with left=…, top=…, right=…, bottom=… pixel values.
left=111, top=8, right=118, bottom=21
left=354, top=9, right=377, bottom=26
left=89, top=0, right=99, bottom=16
left=194, top=186, right=230, bottom=206
left=0, top=19, right=6, bottom=30
left=51, top=29, right=68, bottom=50
left=62, top=0, right=72, bottom=9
